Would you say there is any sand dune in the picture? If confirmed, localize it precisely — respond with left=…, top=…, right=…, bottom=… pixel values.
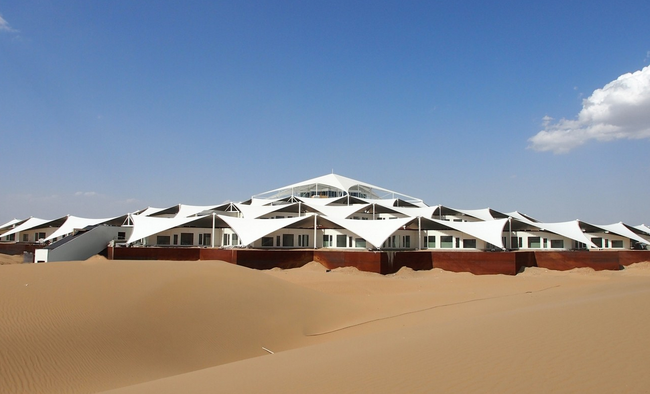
left=1, top=259, right=649, bottom=393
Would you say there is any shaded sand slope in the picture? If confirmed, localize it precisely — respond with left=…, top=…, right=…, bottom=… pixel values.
left=0, top=260, right=367, bottom=394
left=0, top=254, right=23, bottom=265
left=105, top=264, right=650, bottom=394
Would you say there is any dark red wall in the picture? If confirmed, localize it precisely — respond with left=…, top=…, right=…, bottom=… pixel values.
left=615, top=250, right=650, bottom=267
left=533, top=251, right=620, bottom=271
left=314, top=250, right=384, bottom=273
left=106, top=247, right=642, bottom=275
left=0, top=243, right=40, bottom=255
left=430, top=251, right=519, bottom=275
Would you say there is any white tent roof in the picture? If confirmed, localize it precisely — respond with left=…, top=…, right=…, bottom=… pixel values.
left=0, top=217, right=53, bottom=239
left=126, top=214, right=208, bottom=244
left=218, top=215, right=310, bottom=246
left=321, top=216, right=414, bottom=249
left=452, top=208, right=506, bottom=221
left=302, top=202, right=371, bottom=219
left=295, top=196, right=342, bottom=206
left=0, top=218, right=22, bottom=234
left=255, top=173, right=422, bottom=203
left=233, top=203, right=289, bottom=219
left=135, top=207, right=166, bottom=217
left=593, top=222, right=650, bottom=246
left=176, top=204, right=221, bottom=218
left=529, top=220, right=597, bottom=248
left=425, top=218, right=509, bottom=249
left=389, top=205, right=439, bottom=219
left=44, top=215, right=117, bottom=242
left=634, top=224, right=650, bottom=236
left=507, top=211, right=539, bottom=223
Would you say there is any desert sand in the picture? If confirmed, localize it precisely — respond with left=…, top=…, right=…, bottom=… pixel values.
left=1, top=257, right=650, bottom=394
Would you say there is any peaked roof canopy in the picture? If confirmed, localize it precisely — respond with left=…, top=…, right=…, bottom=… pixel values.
left=252, top=173, right=423, bottom=204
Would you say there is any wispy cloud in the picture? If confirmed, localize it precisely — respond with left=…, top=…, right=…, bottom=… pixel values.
left=75, top=191, right=98, bottom=197
left=0, top=13, right=17, bottom=33
left=528, top=65, right=650, bottom=154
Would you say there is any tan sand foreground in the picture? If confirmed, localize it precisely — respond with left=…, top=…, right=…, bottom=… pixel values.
left=1, top=258, right=650, bottom=393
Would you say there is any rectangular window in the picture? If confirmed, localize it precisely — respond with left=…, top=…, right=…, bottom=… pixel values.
left=355, top=238, right=366, bottom=248
left=298, top=234, right=309, bottom=247
left=173, top=234, right=178, bottom=245
left=455, top=238, right=460, bottom=248
left=592, top=237, right=603, bottom=248
left=336, top=234, right=347, bottom=248
left=611, top=240, right=624, bottom=248
left=157, top=236, right=171, bottom=245
left=276, top=235, right=281, bottom=246
left=550, top=239, right=564, bottom=249
left=511, top=236, right=518, bottom=249
left=180, top=233, right=194, bottom=245
left=402, top=235, right=411, bottom=248
left=282, top=234, right=294, bottom=247
left=323, top=234, right=332, bottom=247
left=261, top=237, right=273, bottom=247
left=463, top=239, right=477, bottom=249
left=528, top=237, right=541, bottom=248
left=605, top=239, right=609, bottom=248
left=518, top=237, right=523, bottom=248
left=202, top=233, right=211, bottom=246
left=6, top=234, right=15, bottom=241
left=117, top=232, right=126, bottom=240
left=543, top=238, right=548, bottom=248
left=23, top=234, right=29, bottom=242
left=223, top=233, right=230, bottom=246
left=440, top=236, right=453, bottom=248
left=427, top=236, right=436, bottom=248
left=232, top=234, right=239, bottom=245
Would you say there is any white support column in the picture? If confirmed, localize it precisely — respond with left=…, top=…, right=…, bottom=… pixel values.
left=211, top=213, right=216, bottom=248
left=418, top=216, right=422, bottom=250
left=313, top=214, right=318, bottom=249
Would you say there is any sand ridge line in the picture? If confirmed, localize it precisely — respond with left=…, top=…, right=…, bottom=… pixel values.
left=305, top=284, right=562, bottom=336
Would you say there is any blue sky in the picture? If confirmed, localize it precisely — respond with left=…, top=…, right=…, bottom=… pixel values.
left=1, top=1, right=649, bottom=225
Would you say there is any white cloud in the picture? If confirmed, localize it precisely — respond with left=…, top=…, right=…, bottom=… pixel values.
left=75, top=191, right=98, bottom=197
left=529, top=65, right=650, bottom=154
left=0, top=13, right=17, bottom=33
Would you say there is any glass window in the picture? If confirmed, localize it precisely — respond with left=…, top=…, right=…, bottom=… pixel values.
left=611, top=240, right=624, bottom=248
left=403, top=235, right=411, bottom=248
left=117, top=232, right=126, bottom=240
left=528, top=237, right=541, bottom=248
left=427, top=236, right=436, bottom=248
left=173, top=234, right=178, bottom=245
left=323, top=234, right=332, bottom=247
left=282, top=234, right=294, bottom=247
left=336, top=234, right=347, bottom=248
left=232, top=234, right=239, bottom=245
left=355, top=238, right=366, bottom=248
left=261, top=237, right=273, bottom=247
left=592, top=237, right=603, bottom=248
left=298, top=234, right=309, bottom=247
left=550, top=239, right=564, bottom=248
left=202, top=233, right=211, bottom=246
left=157, top=236, right=171, bottom=245
left=223, top=233, right=230, bottom=246
left=463, top=239, right=476, bottom=249
left=180, top=233, right=194, bottom=245
left=440, top=236, right=453, bottom=248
